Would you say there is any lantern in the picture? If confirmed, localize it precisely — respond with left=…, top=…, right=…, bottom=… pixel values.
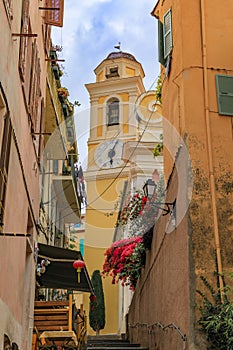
left=143, top=179, right=157, bottom=201
left=73, top=260, right=85, bottom=283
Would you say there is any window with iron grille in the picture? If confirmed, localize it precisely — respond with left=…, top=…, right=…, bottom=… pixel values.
left=216, top=75, right=233, bottom=116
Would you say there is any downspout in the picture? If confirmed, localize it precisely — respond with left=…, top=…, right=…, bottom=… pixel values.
left=200, top=0, right=224, bottom=295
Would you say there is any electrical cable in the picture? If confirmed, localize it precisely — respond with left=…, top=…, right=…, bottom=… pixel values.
left=85, top=75, right=159, bottom=170
left=84, top=74, right=165, bottom=209
left=47, top=74, right=164, bottom=226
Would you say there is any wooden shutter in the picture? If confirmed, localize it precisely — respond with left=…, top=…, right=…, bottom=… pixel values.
left=0, top=113, right=12, bottom=225
left=163, top=9, right=173, bottom=59
left=44, top=24, right=52, bottom=56
left=38, top=98, right=45, bottom=165
left=158, top=20, right=166, bottom=66
left=28, top=41, right=41, bottom=132
left=216, top=75, right=233, bottom=116
left=19, top=0, right=30, bottom=80
left=44, top=0, right=64, bottom=27
left=3, top=0, right=13, bottom=21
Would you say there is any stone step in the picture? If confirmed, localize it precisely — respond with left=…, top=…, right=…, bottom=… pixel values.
left=86, top=335, right=147, bottom=350
left=87, top=344, right=140, bottom=348
left=87, top=335, right=122, bottom=340
left=86, top=347, right=148, bottom=350
left=87, top=340, right=130, bottom=343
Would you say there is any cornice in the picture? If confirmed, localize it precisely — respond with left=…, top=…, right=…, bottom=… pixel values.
left=85, top=76, right=145, bottom=96
left=84, top=166, right=130, bottom=181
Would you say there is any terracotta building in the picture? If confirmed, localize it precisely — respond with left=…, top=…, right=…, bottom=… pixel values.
left=0, top=1, right=50, bottom=348
left=0, top=1, right=84, bottom=349
left=128, top=1, right=233, bottom=349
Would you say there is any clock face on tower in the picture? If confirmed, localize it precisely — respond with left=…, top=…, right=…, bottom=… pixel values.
left=94, top=139, right=124, bottom=169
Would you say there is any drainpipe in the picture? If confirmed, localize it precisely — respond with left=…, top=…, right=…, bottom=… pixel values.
left=200, top=0, right=224, bottom=296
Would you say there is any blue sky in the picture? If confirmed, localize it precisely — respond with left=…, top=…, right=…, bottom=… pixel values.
left=52, top=0, right=159, bottom=165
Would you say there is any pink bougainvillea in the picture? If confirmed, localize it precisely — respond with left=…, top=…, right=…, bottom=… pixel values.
left=102, top=236, right=145, bottom=290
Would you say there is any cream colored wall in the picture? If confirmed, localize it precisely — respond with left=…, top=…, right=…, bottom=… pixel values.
left=83, top=176, right=126, bottom=334
left=83, top=245, right=119, bottom=335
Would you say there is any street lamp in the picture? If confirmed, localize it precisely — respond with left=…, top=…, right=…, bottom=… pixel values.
left=143, top=179, right=157, bottom=201
left=143, top=179, right=176, bottom=217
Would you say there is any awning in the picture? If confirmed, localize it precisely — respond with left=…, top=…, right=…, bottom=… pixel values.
left=36, top=243, right=94, bottom=294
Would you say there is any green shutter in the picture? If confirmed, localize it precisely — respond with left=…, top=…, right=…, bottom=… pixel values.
left=216, top=75, right=233, bottom=116
left=158, top=20, right=166, bottom=66
left=163, top=9, right=172, bottom=58
left=79, top=238, right=84, bottom=257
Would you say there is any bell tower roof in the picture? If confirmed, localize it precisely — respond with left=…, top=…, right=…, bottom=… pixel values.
left=93, top=50, right=145, bottom=82
left=106, top=51, right=137, bottom=62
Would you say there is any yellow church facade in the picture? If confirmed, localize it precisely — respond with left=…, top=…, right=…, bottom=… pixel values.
left=83, top=51, right=163, bottom=335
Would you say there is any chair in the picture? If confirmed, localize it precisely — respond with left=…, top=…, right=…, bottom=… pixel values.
left=62, top=326, right=86, bottom=350
left=34, top=327, right=58, bottom=350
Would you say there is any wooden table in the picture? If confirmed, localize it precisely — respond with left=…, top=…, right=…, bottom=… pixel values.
left=40, top=330, right=78, bottom=347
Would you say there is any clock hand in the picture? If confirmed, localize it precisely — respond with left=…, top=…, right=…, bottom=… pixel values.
left=108, top=140, right=119, bottom=160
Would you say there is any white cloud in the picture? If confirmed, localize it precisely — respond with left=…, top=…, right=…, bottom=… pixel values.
left=52, top=0, right=159, bottom=165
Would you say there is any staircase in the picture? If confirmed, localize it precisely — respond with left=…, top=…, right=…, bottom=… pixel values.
left=86, top=335, right=148, bottom=350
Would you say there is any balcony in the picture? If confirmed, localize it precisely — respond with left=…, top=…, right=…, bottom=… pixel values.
left=53, top=160, right=81, bottom=224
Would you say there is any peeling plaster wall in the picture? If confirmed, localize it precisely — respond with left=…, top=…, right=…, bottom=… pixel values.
left=128, top=0, right=233, bottom=347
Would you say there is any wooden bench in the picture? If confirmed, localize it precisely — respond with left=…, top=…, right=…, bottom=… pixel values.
left=33, top=296, right=87, bottom=350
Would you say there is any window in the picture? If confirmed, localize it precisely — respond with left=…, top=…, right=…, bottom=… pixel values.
left=3, top=0, right=13, bottom=21
left=106, top=66, right=119, bottom=78
left=18, top=0, right=29, bottom=80
left=107, top=98, right=120, bottom=125
left=28, top=41, right=41, bottom=133
left=216, top=75, right=233, bottom=116
left=0, top=113, right=12, bottom=227
left=38, top=98, right=45, bottom=166
left=158, top=8, right=173, bottom=66
left=163, top=9, right=173, bottom=59
left=44, top=0, right=64, bottom=27
left=43, top=24, right=51, bottom=57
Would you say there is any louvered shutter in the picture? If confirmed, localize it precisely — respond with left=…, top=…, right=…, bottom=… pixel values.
left=158, top=21, right=166, bottom=66
left=19, top=0, right=29, bottom=80
left=216, top=75, right=233, bottom=116
left=163, top=9, right=173, bottom=58
left=45, top=0, right=64, bottom=27
left=3, top=0, right=13, bottom=21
